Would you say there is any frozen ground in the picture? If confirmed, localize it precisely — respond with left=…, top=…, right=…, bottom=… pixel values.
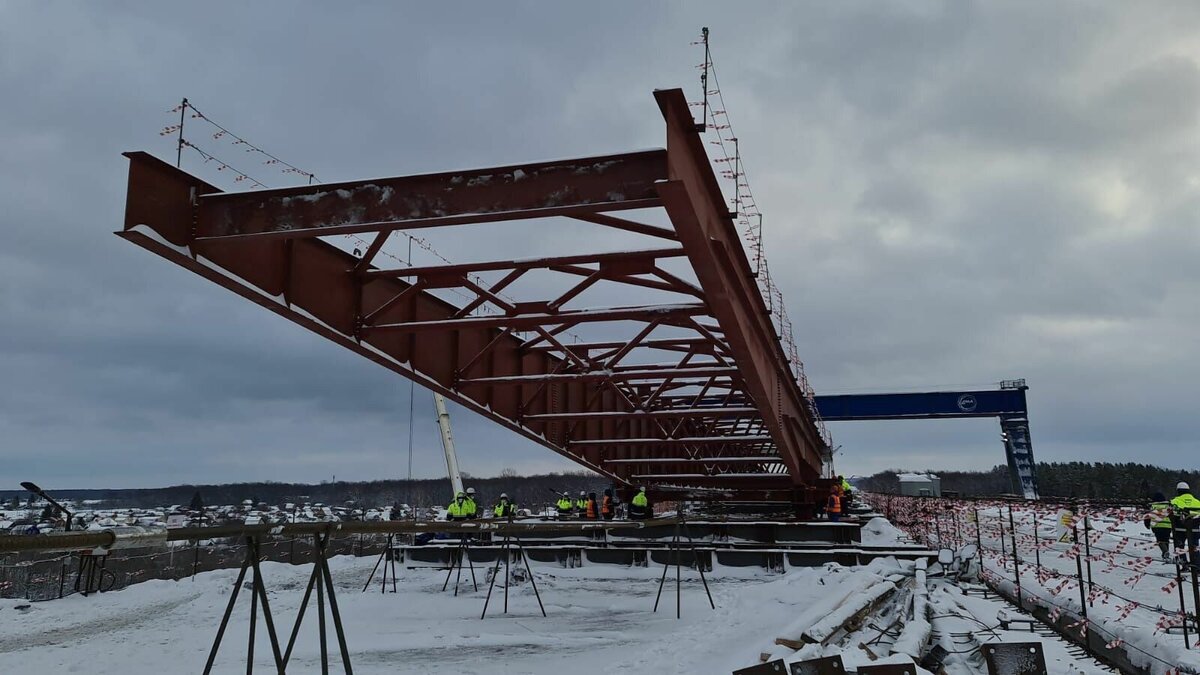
left=0, top=553, right=850, bottom=674
left=0, top=510, right=1143, bottom=674
left=969, top=506, right=1200, bottom=674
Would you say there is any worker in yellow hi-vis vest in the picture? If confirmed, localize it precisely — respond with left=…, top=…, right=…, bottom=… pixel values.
left=1144, top=491, right=1172, bottom=561
left=629, top=487, right=650, bottom=520
left=1170, top=482, right=1200, bottom=566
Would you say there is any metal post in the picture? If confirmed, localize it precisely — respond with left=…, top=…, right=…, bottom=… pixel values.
left=1032, top=508, right=1041, bottom=576
left=247, top=551, right=258, bottom=674
left=952, top=508, right=961, bottom=550
left=675, top=522, right=682, bottom=620
left=698, top=27, right=710, bottom=132
left=1082, top=515, right=1095, bottom=607
left=681, top=517, right=715, bottom=610
left=974, top=508, right=983, bottom=554
left=481, top=531, right=507, bottom=619
left=1189, top=522, right=1200, bottom=639
left=1071, top=519, right=1088, bottom=622
left=316, top=546, right=329, bottom=673
left=466, top=539, right=478, bottom=592
left=317, top=545, right=354, bottom=673
left=653, top=537, right=671, bottom=612
left=504, top=515, right=513, bottom=613
left=193, top=539, right=200, bottom=580
left=1175, top=557, right=1191, bottom=649
left=513, top=534, right=546, bottom=617
left=997, top=506, right=1007, bottom=562
left=441, top=540, right=460, bottom=593
left=1008, top=506, right=1022, bottom=608
left=390, top=538, right=398, bottom=593
left=361, top=542, right=388, bottom=593
left=732, top=137, right=741, bottom=216
left=175, top=98, right=187, bottom=168
left=59, top=554, right=68, bottom=599
left=934, top=506, right=943, bottom=546
left=204, top=548, right=251, bottom=675
left=754, top=213, right=764, bottom=277
left=283, top=558, right=322, bottom=665
left=248, top=539, right=284, bottom=672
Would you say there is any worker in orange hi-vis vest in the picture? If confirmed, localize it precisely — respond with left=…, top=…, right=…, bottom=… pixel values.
left=827, top=486, right=842, bottom=523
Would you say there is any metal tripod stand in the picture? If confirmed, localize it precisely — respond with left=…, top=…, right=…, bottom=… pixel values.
left=203, top=536, right=285, bottom=674
left=652, top=512, right=716, bottom=619
left=361, top=533, right=398, bottom=594
left=481, top=517, right=546, bottom=619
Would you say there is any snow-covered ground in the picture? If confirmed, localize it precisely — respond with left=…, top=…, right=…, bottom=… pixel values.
left=880, top=497, right=1200, bottom=674
left=0, top=554, right=864, bottom=674
left=0, top=517, right=1123, bottom=674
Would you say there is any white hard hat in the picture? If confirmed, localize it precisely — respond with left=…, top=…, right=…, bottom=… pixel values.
left=579, top=491, right=586, bottom=496
left=1179, top=482, right=1191, bottom=491
left=500, top=493, right=508, bottom=499
left=639, top=486, right=647, bottom=492
left=466, top=487, right=475, bottom=495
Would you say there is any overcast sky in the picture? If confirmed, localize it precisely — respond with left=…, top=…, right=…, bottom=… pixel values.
left=2, top=2, right=1198, bottom=489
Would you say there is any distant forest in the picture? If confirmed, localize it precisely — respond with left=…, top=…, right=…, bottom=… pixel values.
left=855, top=462, right=1200, bottom=499
left=0, top=472, right=611, bottom=510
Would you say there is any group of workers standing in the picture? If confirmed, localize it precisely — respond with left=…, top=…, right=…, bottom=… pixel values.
left=447, top=486, right=648, bottom=521
left=1144, top=481, right=1200, bottom=564
left=554, top=488, right=624, bottom=520
left=445, top=487, right=517, bottom=521
left=826, top=475, right=854, bottom=522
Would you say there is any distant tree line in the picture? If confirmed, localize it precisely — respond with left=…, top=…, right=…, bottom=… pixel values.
left=0, top=471, right=611, bottom=511
left=855, top=462, right=1200, bottom=499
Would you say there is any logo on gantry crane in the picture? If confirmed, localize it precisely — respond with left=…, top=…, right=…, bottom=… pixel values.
left=957, top=394, right=978, bottom=412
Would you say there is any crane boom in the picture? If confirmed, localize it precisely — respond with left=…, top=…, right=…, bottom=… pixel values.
left=434, top=392, right=464, bottom=495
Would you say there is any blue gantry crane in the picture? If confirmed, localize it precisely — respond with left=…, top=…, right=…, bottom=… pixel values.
left=812, top=379, right=1038, bottom=499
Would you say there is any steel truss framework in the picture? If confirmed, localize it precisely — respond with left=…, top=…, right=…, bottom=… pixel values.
left=118, top=89, right=830, bottom=505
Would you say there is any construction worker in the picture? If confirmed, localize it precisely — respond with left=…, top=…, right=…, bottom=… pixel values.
left=1170, top=481, right=1200, bottom=565
left=601, top=488, right=615, bottom=521
left=585, top=492, right=599, bottom=520
left=1144, top=491, right=1173, bottom=561
left=493, top=493, right=516, bottom=519
left=575, top=490, right=588, bottom=518
left=629, top=487, right=650, bottom=520
left=827, top=485, right=842, bottom=522
left=463, top=487, right=478, bottom=520
left=555, top=493, right=574, bottom=519
left=446, top=492, right=470, bottom=521
left=839, top=475, right=853, bottom=508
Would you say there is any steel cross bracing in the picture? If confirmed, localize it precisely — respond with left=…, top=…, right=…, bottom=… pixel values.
left=117, top=89, right=830, bottom=505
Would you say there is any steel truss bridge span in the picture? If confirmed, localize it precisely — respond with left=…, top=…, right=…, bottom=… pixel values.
left=118, top=89, right=831, bottom=508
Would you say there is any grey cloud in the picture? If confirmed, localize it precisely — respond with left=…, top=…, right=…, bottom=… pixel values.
left=2, top=1, right=1199, bottom=489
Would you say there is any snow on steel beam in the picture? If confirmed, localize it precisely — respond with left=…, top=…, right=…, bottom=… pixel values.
left=603, top=456, right=783, bottom=464
left=363, top=247, right=688, bottom=280
left=459, top=365, right=739, bottom=386
left=568, top=213, right=679, bottom=241
left=628, top=473, right=791, bottom=480
left=569, top=435, right=773, bottom=446
left=528, top=337, right=725, bottom=353
left=366, top=303, right=708, bottom=333
left=522, top=406, right=760, bottom=421
left=191, top=149, right=668, bottom=241
left=654, top=88, right=827, bottom=483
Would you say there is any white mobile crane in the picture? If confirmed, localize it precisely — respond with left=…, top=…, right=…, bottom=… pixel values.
left=434, top=392, right=464, bottom=496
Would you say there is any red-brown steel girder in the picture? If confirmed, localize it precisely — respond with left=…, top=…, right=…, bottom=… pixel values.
left=115, top=88, right=828, bottom=501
